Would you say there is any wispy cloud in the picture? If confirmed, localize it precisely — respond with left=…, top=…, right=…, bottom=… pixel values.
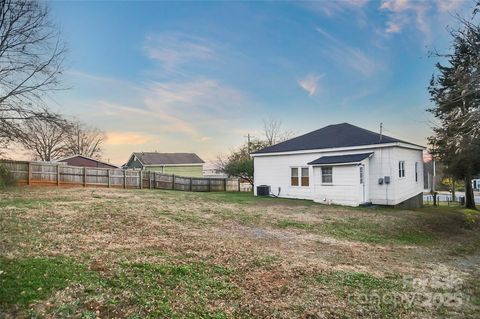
left=379, top=0, right=464, bottom=41
left=143, top=32, right=216, bottom=71
left=301, top=0, right=368, bottom=17
left=315, top=27, right=379, bottom=77
left=298, top=74, right=323, bottom=96
left=435, top=0, right=463, bottom=13
left=106, top=132, right=153, bottom=145
left=144, top=79, right=247, bottom=120
left=380, top=0, right=431, bottom=38
left=94, top=77, right=250, bottom=143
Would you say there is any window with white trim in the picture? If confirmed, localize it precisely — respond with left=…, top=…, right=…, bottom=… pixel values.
left=291, top=167, right=309, bottom=186
left=301, top=167, right=309, bottom=186
left=291, top=167, right=298, bottom=186
left=322, top=167, right=333, bottom=183
left=399, top=161, right=405, bottom=178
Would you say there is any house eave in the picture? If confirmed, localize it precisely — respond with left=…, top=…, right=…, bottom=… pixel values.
left=143, top=163, right=204, bottom=167
left=251, top=142, right=425, bottom=157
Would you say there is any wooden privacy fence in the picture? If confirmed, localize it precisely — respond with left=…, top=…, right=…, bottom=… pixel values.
left=1, top=160, right=247, bottom=192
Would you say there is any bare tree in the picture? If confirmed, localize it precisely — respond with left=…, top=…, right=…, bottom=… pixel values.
left=0, top=0, right=66, bottom=147
left=63, top=122, right=105, bottom=159
left=263, top=117, right=294, bottom=146
left=17, top=116, right=71, bottom=161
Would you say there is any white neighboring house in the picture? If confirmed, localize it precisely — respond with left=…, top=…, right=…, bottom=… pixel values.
left=251, top=123, right=425, bottom=208
left=473, top=179, right=480, bottom=191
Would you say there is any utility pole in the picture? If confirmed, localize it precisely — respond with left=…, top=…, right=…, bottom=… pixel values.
left=244, top=133, right=251, bottom=154
left=431, top=141, right=437, bottom=206
left=379, top=122, right=383, bottom=142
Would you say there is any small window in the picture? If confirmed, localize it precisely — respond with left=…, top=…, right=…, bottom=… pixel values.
left=399, top=161, right=405, bottom=178
left=291, top=167, right=299, bottom=186
left=415, top=162, right=418, bottom=182
left=301, top=167, right=309, bottom=186
left=322, top=167, right=333, bottom=183
left=360, top=166, right=364, bottom=184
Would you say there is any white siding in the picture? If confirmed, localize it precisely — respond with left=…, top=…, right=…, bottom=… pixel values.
left=390, top=147, right=424, bottom=203
left=312, top=165, right=363, bottom=206
left=253, top=153, right=315, bottom=199
left=253, top=146, right=424, bottom=206
left=368, top=147, right=395, bottom=205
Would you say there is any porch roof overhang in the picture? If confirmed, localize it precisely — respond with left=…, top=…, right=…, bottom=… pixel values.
left=307, top=152, right=373, bottom=166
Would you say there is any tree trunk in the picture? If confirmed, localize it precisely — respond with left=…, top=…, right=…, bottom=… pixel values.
left=464, top=176, right=476, bottom=209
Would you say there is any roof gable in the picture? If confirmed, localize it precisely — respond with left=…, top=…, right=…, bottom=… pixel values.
left=132, top=152, right=205, bottom=165
left=56, top=155, right=118, bottom=168
left=252, top=123, right=421, bottom=154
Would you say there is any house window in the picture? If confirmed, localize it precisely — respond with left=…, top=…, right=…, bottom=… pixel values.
left=415, top=162, right=418, bottom=182
left=301, top=167, right=309, bottom=186
left=291, top=167, right=299, bottom=186
left=322, top=167, right=333, bottom=183
left=399, top=161, right=405, bottom=178
left=360, top=166, right=364, bottom=184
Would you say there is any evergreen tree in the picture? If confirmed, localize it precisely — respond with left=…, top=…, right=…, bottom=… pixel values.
left=428, top=7, right=480, bottom=209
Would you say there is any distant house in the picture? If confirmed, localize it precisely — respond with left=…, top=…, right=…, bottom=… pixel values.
left=56, top=155, right=118, bottom=169
left=125, top=152, right=205, bottom=177
left=251, top=123, right=425, bottom=208
left=202, top=163, right=227, bottom=178
left=473, top=178, right=480, bottom=191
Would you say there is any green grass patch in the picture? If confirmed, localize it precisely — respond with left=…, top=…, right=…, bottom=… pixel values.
left=186, top=191, right=318, bottom=206
left=0, top=257, right=98, bottom=308
left=276, top=220, right=313, bottom=230
left=315, top=271, right=403, bottom=291
left=276, top=217, right=436, bottom=245
left=314, top=270, right=406, bottom=317
left=107, top=262, right=239, bottom=318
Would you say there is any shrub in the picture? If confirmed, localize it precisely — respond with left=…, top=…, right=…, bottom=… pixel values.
left=0, top=164, right=15, bottom=188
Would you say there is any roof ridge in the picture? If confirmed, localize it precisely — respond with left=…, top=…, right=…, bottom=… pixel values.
left=252, top=123, right=423, bottom=155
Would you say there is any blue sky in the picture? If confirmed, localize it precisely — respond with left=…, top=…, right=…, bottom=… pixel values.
left=47, top=0, right=474, bottom=164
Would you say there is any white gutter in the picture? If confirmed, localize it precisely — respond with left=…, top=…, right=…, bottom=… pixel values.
left=251, top=142, right=425, bottom=157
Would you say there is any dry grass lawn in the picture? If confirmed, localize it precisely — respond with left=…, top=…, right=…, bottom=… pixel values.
left=1, top=187, right=479, bottom=318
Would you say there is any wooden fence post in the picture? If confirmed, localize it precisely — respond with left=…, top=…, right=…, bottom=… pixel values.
left=139, top=170, right=143, bottom=189
left=154, top=172, right=157, bottom=189
left=123, top=170, right=127, bottom=189
left=238, top=178, right=241, bottom=192
left=172, top=174, right=175, bottom=190
left=189, top=177, right=192, bottom=191
left=27, top=162, right=32, bottom=185
left=83, top=167, right=87, bottom=187
left=208, top=178, right=211, bottom=192
left=56, top=164, right=60, bottom=186
left=149, top=171, right=152, bottom=189
left=223, top=178, right=227, bottom=192
left=107, top=169, right=111, bottom=188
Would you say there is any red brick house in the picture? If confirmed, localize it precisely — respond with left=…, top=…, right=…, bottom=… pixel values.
left=56, top=155, right=118, bottom=169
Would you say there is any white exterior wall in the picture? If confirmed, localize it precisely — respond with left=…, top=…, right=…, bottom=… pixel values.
left=390, top=147, right=424, bottom=203
left=312, top=164, right=365, bottom=206
left=253, top=145, right=424, bottom=206
left=253, top=153, right=315, bottom=200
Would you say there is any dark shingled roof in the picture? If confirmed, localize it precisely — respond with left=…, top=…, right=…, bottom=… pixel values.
left=253, top=123, right=420, bottom=154
left=133, top=152, right=204, bottom=165
left=308, top=153, right=373, bottom=165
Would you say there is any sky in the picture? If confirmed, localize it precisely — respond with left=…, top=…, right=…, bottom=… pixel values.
left=41, top=0, right=475, bottom=165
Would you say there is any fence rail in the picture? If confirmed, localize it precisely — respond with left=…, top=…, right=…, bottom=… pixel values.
left=1, top=160, right=250, bottom=192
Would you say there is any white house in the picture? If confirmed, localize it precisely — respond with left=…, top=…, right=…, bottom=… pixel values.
left=251, top=123, right=425, bottom=208
left=473, top=178, right=480, bottom=191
